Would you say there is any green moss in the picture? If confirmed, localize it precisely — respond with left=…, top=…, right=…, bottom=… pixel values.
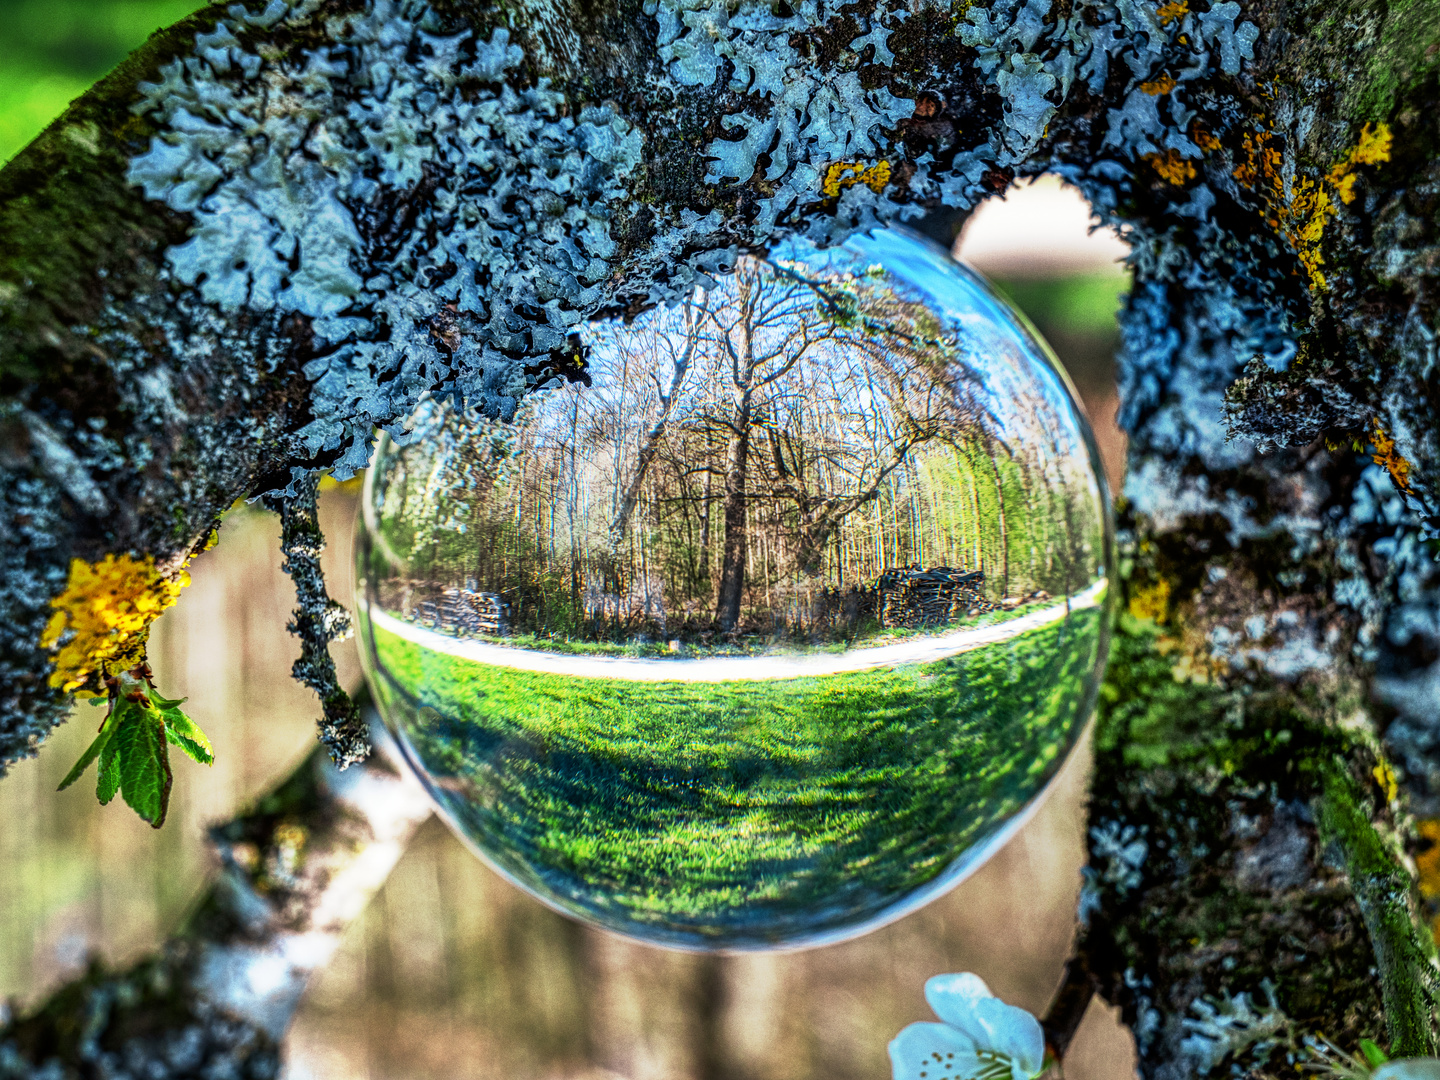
left=1347, top=0, right=1440, bottom=123
left=1316, top=762, right=1440, bottom=1057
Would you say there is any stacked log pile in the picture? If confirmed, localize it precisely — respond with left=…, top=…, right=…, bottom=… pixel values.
left=413, top=589, right=508, bottom=636
left=877, top=567, right=994, bottom=629
left=813, top=567, right=995, bottom=630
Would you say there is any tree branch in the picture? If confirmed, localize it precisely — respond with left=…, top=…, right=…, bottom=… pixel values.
left=0, top=721, right=434, bottom=1078
left=1, top=0, right=1438, bottom=1071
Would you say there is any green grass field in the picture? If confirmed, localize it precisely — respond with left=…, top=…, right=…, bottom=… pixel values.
left=366, top=605, right=1104, bottom=946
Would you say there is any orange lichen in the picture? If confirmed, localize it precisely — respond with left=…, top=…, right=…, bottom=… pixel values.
left=1140, top=73, right=1178, bottom=95
left=1326, top=122, right=1393, bottom=204
left=1417, top=819, right=1440, bottom=942
left=1370, top=418, right=1413, bottom=492
left=1190, top=123, right=1221, bottom=152
left=41, top=554, right=191, bottom=695
left=1232, top=128, right=1283, bottom=192
left=822, top=160, right=891, bottom=197
left=1156, top=0, right=1188, bottom=24
left=1144, top=148, right=1196, bottom=185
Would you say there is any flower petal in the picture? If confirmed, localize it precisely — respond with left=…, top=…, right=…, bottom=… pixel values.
left=889, top=1022, right=985, bottom=1080
left=970, top=997, right=1045, bottom=1076
left=924, top=974, right=1044, bottom=1077
left=1375, top=1060, right=1440, bottom=1080
left=925, top=973, right=994, bottom=1026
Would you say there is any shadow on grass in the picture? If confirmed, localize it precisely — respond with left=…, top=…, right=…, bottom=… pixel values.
left=369, top=606, right=1104, bottom=946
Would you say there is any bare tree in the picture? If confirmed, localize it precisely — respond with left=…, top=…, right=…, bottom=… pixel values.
left=604, top=300, right=698, bottom=551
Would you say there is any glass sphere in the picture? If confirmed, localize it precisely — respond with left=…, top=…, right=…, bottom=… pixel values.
left=356, top=227, right=1113, bottom=950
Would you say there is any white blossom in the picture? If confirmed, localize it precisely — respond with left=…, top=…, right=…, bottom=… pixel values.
left=889, top=973, right=1046, bottom=1080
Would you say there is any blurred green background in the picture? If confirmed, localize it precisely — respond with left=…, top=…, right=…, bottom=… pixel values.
left=0, top=9, right=1133, bottom=1077
left=0, top=0, right=200, bottom=163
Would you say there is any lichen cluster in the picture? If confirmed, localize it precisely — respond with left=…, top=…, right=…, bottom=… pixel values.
left=41, top=554, right=192, bottom=696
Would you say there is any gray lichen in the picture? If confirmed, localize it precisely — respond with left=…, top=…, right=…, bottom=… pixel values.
left=261, top=474, right=368, bottom=767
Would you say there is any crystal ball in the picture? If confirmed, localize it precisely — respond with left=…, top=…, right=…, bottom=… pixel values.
left=356, top=227, right=1113, bottom=949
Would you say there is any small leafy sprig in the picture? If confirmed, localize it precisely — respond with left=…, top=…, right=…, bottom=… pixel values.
left=58, top=664, right=213, bottom=828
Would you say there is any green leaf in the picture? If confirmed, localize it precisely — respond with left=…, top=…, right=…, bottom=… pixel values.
left=1359, top=1040, right=1389, bottom=1067
left=164, top=726, right=213, bottom=766
left=108, top=702, right=173, bottom=828
left=154, top=694, right=214, bottom=766
left=66, top=684, right=211, bottom=825
left=57, top=709, right=119, bottom=791
left=97, top=744, right=121, bottom=804
left=94, top=696, right=141, bottom=805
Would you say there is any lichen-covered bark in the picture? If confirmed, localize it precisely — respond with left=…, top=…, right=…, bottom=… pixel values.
left=261, top=474, right=369, bottom=766
left=2, top=0, right=1439, bottom=1071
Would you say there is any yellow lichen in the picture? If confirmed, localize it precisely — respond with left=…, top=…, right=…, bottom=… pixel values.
left=1129, top=578, right=1172, bottom=623
left=1369, top=418, right=1412, bottom=492
left=1373, top=760, right=1398, bottom=804
left=822, top=160, right=891, bottom=198
left=1285, top=177, right=1332, bottom=291
left=1326, top=121, right=1393, bottom=204
left=1233, top=129, right=1331, bottom=290
left=317, top=473, right=364, bottom=495
left=1233, top=122, right=1395, bottom=293
left=1169, top=647, right=1222, bottom=684
left=1144, top=148, right=1196, bottom=185
left=1140, top=73, right=1178, bottom=95
left=1156, top=0, right=1188, bottom=24
left=41, top=554, right=191, bottom=695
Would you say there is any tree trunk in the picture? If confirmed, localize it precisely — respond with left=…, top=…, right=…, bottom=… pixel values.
left=715, top=397, right=753, bottom=632
left=984, top=450, right=1009, bottom=597
left=698, top=469, right=713, bottom=598
left=0, top=720, right=433, bottom=1078
left=607, top=318, right=695, bottom=550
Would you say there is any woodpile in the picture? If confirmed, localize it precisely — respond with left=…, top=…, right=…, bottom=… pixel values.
left=813, top=566, right=994, bottom=630
left=413, top=588, right=508, bottom=635
left=877, top=566, right=994, bottom=629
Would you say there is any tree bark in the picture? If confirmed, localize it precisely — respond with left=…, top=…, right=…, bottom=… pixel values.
left=607, top=312, right=695, bottom=551
left=1, top=0, right=1439, bottom=1072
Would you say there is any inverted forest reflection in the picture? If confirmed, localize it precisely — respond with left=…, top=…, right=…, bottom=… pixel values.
left=357, top=230, right=1111, bottom=948
left=0, top=205, right=1136, bottom=1080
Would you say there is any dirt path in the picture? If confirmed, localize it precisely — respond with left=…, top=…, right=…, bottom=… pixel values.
left=366, top=578, right=1109, bottom=683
